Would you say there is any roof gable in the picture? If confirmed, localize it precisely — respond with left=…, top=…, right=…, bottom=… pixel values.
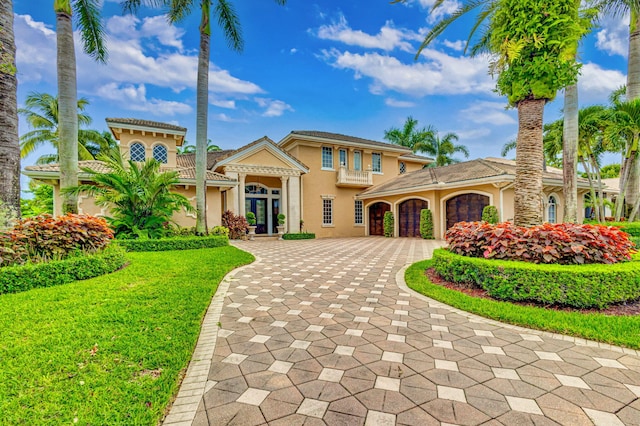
left=215, top=136, right=309, bottom=173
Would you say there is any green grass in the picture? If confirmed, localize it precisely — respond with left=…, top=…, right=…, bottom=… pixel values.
left=0, top=246, right=254, bottom=425
left=406, top=260, right=640, bottom=350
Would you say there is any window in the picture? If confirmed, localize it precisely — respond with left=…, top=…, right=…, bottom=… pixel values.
left=130, top=143, right=145, bottom=162
left=354, top=200, right=363, bottom=225
left=372, top=153, right=382, bottom=173
left=152, top=144, right=168, bottom=163
left=323, top=199, right=333, bottom=225
left=354, top=151, right=362, bottom=171
left=399, top=161, right=406, bottom=174
left=548, top=195, right=557, bottom=223
left=322, top=146, right=333, bottom=169
left=245, top=185, right=268, bottom=194
left=339, top=149, right=348, bottom=167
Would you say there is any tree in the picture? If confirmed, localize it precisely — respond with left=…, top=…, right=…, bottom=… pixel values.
left=20, top=180, right=54, bottom=217
left=65, top=149, right=194, bottom=238
left=383, top=116, right=435, bottom=152
left=55, top=0, right=107, bottom=214
left=18, top=92, right=106, bottom=164
left=124, top=0, right=285, bottom=235
left=0, top=1, right=20, bottom=216
left=418, top=130, right=469, bottom=167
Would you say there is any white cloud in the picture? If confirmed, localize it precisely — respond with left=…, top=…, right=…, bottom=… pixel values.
left=14, top=14, right=56, bottom=83
left=442, top=39, right=465, bottom=51
left=96, top=83, right=192, bottom=115
left=321, top=48, right=494, bottom=96
left=255, top=98, right=294, bottom=117
left=460, top=101, right=515, bottom=126
left=290, top=48, right=298, bottom=54
left=402, top=0, right=461, bottom=24
left=140, top=15, right=185, bottom=50
left=315, top=15, right=420, bottom=52
left=385, top=98, right=416, bottom=108
left=578, top=62, right=626, bottom=103
left=595, top=14, right=629, bottom=58
left=454, top=128, right=491, bottom=140
left=210, top=98, right=236, bottom=109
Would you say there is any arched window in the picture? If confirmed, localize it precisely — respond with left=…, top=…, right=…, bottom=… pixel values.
left=548, top=195, right=557, bottom=223
left=245, top=184, right=268, bottom=194
left=152, top=144, right=168, bottom=163
left=130, top=143, right=145, bottom=162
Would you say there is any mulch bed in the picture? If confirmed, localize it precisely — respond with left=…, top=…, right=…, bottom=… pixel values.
left=425, top=268, right=640, bottom=317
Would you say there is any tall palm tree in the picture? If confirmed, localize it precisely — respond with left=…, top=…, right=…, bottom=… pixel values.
left=383, top=116, right=435, bottom=152
left=124, top=0, right=285, bottom=235
left=19, top=92, right=106, bottom=164
left=55, top=0, right=107, bottom=214
left=0, top=1, right=20, bottom=215
left=419, top=130, right=469, bottom=167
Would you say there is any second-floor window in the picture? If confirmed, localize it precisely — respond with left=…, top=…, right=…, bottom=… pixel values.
left=130, top=142, right=145, bottom=162
left=354, top=151, right=362, bottom=171
left=322, top=146, right=333, bottom=169
left=372, top=153, right=382, bottom=173
left=339, top=149, right=347, bottom=167
left=153, top=144, right=168, bottom=163
left=399, top=161, right=406, bottom=174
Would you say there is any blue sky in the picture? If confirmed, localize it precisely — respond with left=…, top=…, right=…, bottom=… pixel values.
left=14, top=0, right=629, bottom=176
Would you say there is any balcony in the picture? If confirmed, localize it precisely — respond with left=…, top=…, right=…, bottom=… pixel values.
left=336, top=166, right=373, bottom=188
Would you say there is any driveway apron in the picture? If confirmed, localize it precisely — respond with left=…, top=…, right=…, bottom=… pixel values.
left=164, top=237, right=640, bottom=426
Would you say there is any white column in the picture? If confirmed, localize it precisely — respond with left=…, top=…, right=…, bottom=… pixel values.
left=280, top=176, right=289, bottom=233
left=226, top=172, right=239, bottom=214
left=289, top=175, right=301, bottom=233
left=239, top=173, right=246, bottom=217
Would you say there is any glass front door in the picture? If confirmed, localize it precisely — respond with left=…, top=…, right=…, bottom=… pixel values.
left=246, top=198, right=268, bottom=234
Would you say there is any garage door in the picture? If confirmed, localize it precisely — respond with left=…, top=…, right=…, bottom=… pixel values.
left=369, top=202, right=390, bottom=236
left=446, top=193, right=489, bottom=229
left=399, top=199, right=428, bottom=237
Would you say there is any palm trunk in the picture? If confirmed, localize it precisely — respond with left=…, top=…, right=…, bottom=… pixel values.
left=581, top=158, right=600, bottom=222
left=56, top=2, right=78, bottom=214
left=514, top=98, right=545, bottom=227
left=591, top=155, right=605, bottom=221
left=195, top=5, right=210, bottom=234
left=0, top=1, right=20, bottom=215
left=562, top=84, right=578, bottom=223
left=615, top=152, right=635, bottom=220
left=625, top=12, right=640, bottom=218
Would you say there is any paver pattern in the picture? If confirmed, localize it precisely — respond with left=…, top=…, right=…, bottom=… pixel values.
left=164, top=237, right=640, bottom=426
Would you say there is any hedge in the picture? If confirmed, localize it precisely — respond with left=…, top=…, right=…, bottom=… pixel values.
left=0, top=245, right=126, bottom=295
left=632, top=237, right=640, bottom=248
left=432, top=248, right=640, bottom=309
left=610, top=222, right=640, bottom=237
left=282, top=232, right=316, bottom=240
left=116, top=235, right=229, bottom=252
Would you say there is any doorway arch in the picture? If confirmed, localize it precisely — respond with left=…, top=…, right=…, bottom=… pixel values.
left=368, top=202, right=390, bottom=236
left=398, top=198, right=429, bottom=237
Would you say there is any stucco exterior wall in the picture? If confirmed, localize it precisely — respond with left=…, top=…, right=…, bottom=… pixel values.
left=118, top=132, right=179, bottom=168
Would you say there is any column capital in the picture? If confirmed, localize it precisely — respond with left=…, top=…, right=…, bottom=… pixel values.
left=280, top=176, right=290, bottom=183
left=238, top=173, right=247, bottom=180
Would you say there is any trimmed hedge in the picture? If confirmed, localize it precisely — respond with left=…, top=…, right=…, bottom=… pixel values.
left=383, top=211, right=394, bottom=237
left=282, top=232, right=316, bottom=240
left=610, top=222, right=640, bottom=237
left=632, top=237, right=640, bottom=248
left=432, top=248, right=640, bottom=309
left=116, top=235, right=229, bottom=252
left=0, top=245, right=126, bottom=295
left=420, top=209, right=434, bottom=239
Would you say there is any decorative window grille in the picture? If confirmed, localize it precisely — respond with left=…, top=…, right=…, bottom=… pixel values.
left=399, top=161, right=406, bottom=174
left=354, top=200, right=363, bottom=225
left=322, top=147, right=333, bottom=169
left=548, top=196, right=557, bottom=223
left=372, top=153, right=382, bottom=173
left=130, top=143, right=145, bottom=162
left=323, top=199, right=333, bottom=225
left=152, top=145, right=168, bottom=163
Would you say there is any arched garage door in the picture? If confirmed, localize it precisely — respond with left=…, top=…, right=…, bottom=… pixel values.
left=446, top=193, right=489, bottom=229
left=369, top=202, right=390, bottom=236
left=399, top=199, right=428, bottom=237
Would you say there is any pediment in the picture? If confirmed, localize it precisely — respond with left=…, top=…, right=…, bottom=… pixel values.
left=215, top=137, right=308, bottom=173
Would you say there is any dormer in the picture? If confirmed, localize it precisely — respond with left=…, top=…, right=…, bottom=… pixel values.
left=106, top=118, right=187, bottom=168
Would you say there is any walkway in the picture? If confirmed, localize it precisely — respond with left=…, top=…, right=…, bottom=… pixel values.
left=164, top=238, right=640, bottom=426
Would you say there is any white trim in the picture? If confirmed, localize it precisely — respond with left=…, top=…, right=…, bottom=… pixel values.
left=279, top=133, right=412, bottom=154
left=106, top=121, right=186, bottom=138
left=544, top=192, right=561, bottom=223
left=216, top=137, right=309, bottom=173
left=440, top=190, right=494, bottom=239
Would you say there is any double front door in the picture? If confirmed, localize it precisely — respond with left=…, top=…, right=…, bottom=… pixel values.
left=245, top=198, right=280, bottom=234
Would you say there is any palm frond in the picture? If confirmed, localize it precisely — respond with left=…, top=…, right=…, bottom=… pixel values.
left=214, top=0, right=244, bottom=52
left=73, top=0, right=107, bottom=62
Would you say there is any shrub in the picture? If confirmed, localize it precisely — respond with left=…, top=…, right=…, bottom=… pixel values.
left=246, top=212, right=256, bottom=226
left=482, top=206, right=499, bottom=224
left=0, top=245, right=126, bottom=295
left=222, top=210, right=249, bottom=239
left=282, top=232, right=315, bottom=240
left=608, top=222, right=640, bottom=237
left=446, top=221, right=635, bottom=265
left=632, top=237, right=640, bottom=248
left=211, top=226, right=229, bottom=236
left=277, top=213, right=286, bottom=225
left=116, top=235, right=228, bottom=252
left=1, top=214, right=114, bottom=267
left=420, top=209, right=434, bottom=239
left=432, top=249, right=640, bottom=309
left=383, top=211, right=394, bottom=237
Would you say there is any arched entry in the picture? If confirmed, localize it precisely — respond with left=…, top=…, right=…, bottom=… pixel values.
left=399, top=199, right=428, bottom=237
left=369, top=202, right=390, bottom=236
left=446, top=193, right=489, bottom=229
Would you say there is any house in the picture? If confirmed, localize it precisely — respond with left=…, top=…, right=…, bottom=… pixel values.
left=23, top=119, right=591, bottom=239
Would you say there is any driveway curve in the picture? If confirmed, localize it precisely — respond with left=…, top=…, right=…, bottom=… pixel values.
left=164, top=237, right=640, bottom=426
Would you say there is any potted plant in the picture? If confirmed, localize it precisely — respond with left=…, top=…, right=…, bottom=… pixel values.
left=246, top=212, right=257, bottom=240
left=277, top=213, right=286, bottom=239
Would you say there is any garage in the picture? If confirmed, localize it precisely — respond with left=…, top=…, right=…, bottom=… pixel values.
left=369, top=202, right=390, bottom=236
left=446, top=193, right=489, bottom=229
left=398, top=199, right=428, bottom=237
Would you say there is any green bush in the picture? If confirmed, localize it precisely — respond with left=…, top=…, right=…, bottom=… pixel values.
left=482, top=205, right=499, bottom=224
left=116, top=235, right=228, bottom=252
left=246, top=212, right=256, bottom=226
left=608, top=222, right=640, bottom=237
left=0, top=245, right=126, bottom=295
left=432, top=248, right=640, bottom=309
left=211, top=226, right=229, bottom=236
left=419, top=209, right=434, bottom=239
left=383, top=211, right=394, bottom=237
left=632, top=237, right=640, bottom=248
left=277, top=213, right=286, bottom=225
left=282, top=232, right=316, bottom=240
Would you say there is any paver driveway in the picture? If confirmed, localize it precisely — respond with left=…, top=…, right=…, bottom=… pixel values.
left=164, top=237, right=640, bottom=426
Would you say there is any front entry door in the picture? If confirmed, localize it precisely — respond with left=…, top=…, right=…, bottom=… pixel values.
left=246, top=198, right=268, bottom=234
left=369, top=202, right=390, bottom=236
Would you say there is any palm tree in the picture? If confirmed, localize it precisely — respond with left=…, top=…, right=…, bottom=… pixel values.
left=383, top=116, right=435, bottom=152
left=177, top=139, right=222, bottom=154
left=64, top=149, right=194, bottom=238
left=419, top=130, right=469, bottom=167
left=55, top=0, right=107, bottom=214
left=124, top=0, right=285, bottom=235
left=0, top=1, right=20, bottom=215
left=19, top=92, right=106, bottom=164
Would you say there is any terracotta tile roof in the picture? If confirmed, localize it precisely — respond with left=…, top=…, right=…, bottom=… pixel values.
left=286, top=130, right=412, bottom=152
left=177, top=150, right=236, bottom=169
left=398, top=152, right=434, bottom=162
left=106, top=118, right=187, bottom=133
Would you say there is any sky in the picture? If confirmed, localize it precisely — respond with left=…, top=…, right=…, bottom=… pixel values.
left=13, top=0, right=630, bottom=189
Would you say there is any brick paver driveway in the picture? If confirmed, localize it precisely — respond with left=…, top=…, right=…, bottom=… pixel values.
left=165, top=237, right=640, bottom=426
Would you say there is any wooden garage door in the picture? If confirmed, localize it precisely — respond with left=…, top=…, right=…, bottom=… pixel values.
left=446, top=194, right=489, bottom=229
left=399, top=199, right=428, bottom=237
left=369, top=202, right=390, bottom=236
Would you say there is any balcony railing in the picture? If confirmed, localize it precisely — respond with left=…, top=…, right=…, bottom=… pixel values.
left=336, top=166, right=373, bottom=187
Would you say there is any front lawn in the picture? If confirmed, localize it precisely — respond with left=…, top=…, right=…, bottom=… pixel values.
left=0, top=246, right=253, bottom=425
left=406, top=259, right=640, bottom=350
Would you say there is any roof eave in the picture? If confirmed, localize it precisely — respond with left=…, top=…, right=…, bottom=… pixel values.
left=279, top=133, right=412, bottom=154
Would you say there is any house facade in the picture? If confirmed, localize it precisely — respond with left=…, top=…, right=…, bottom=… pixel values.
left=24, top=119, right=591, bottom=239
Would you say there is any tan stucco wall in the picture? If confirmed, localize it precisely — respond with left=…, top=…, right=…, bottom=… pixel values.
left=118, top=132, right=179, bottom=168
left=237, top=150, right=291, bottom=169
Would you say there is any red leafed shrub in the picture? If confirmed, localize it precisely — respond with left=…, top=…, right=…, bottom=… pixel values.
left=0, top=214, right=114, bottom=267
left=446, top=221, right=636, bottom=265
left=222, top=210, right=249, bottom=240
